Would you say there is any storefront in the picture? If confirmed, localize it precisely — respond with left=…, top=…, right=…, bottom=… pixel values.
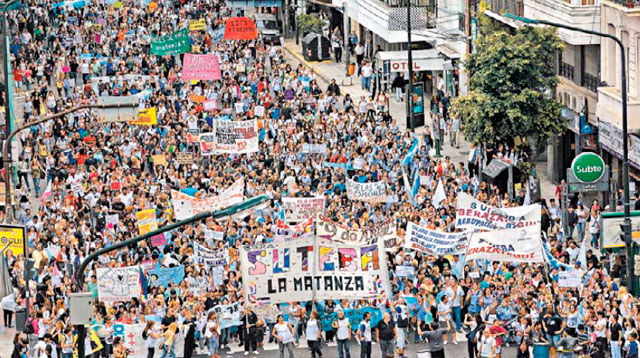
left=598, top=119, right=640, bottom=196
left=376, top=49, right=443, bottom=98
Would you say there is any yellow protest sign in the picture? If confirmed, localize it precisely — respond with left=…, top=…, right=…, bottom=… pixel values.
left=0, top=225, right=25, bottom=257
left=130, top=107, right=157, bottom=126
left=189, top=18, right=206, bottom=31
left=136, top=209, right=158, bottom=235
left=114, top=1, right=123, bottom=8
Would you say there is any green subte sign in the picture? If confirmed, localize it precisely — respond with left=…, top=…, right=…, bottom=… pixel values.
left=571, top=152, right=605, bottom=183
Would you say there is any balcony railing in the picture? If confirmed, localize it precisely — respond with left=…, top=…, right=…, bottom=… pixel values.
left=384, top=0, right=434, bottom=7
left=559, top=62, right=575, bottom=81
left=388, top=5, right=437, bottom=30
left=487, top=0, right=523, bottom=15
left=582, top=72, right=600, bottom=92
left=559, top=0, right=596, bottom=5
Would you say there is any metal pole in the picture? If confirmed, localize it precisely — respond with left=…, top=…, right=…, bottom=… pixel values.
left=3, top=102, right=136, bottom=217
left=561, top=182, right=570, bottom=240
left=1, top=0, right=16, bottom=214
left=503, top=13, right=633, bottom=292
left=407, top=0, right=414, bottom=131
left=75, top=195, right=270, bottom=358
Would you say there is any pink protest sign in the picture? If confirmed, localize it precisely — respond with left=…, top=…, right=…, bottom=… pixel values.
left=181, top=54, right=221, bottom=81
left=150, top=233, right=166, bottom=247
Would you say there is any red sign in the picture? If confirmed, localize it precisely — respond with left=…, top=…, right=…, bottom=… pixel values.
left=224, top=17, right=258, bottom=40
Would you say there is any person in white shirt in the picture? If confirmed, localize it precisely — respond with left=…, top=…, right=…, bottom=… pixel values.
left=272, top=314, right=295, bottom=358
left=445, top=279, right=465, bottom=333
left=358, top=312, right=373, bottom=358
left=478, top=328, right=496, bottom=358
left=306, top=311, right=323, bottom=358
left=333, top=309, right=351, bottom=358
left=437, top=295, right=457, bottom=344
left=361, top=62, right=373, bottom=92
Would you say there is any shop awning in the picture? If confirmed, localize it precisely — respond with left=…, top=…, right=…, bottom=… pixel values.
left=376, top=49, right=444, bottom=72
left=436, top=43, right=462, bottom=59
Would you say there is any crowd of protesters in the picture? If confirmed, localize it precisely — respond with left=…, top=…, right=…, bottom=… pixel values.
left=0, top=1, right=633, bottom=358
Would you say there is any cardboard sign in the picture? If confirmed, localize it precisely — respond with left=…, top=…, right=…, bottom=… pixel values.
left=152, top=154, right=168, bottom=167
left=182, top=54, right=222, bottom=81
left=189, top=94, right=206, bottom=103
left=189, top=18, right=206, bottom=31
left=177, top=152, right=194, bottom=165
left=224, top=17, right=257, bottom=40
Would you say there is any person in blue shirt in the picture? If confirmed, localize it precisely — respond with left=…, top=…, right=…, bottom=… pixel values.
left=627, top=332, right=638, bottom=358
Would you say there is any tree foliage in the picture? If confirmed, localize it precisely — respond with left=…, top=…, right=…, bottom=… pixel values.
left=296, top=14, right=324, bottom=34
left=452, top=25, right=566, bottom=165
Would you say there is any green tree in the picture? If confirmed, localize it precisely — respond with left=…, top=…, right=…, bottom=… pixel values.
left=452, top=25, right=565, bottom=172
left=296, top=14, right=324, bottom=34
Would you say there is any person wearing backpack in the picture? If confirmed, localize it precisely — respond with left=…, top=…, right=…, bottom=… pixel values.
left=25, top=311, right=39, bottom=355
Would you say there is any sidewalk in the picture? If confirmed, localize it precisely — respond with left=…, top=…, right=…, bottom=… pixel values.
left=282, top=39, right=556, bottom=199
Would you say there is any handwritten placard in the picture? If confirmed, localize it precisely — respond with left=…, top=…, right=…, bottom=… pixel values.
left=224, top=17, right=257, bottom=40
left=182, top=54, right=221, bottom=81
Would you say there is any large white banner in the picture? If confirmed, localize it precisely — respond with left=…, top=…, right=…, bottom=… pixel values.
left=404, top=222, right=468, bottom=256
left=455, top=193, right=541, bottom=231
left=171, top=178, right=244, bottom=220
left=465, top=226, right=544, bottom=263
left=212, top=119, right=259, bottom=154
left=346, top=179, right=386, bottom=203
left=96, top=267, right=141, bottom=303
left=240, top=236, right=392, bottom=304
left=113, top=324, right=146, bottom=358
left=282, top=197, right=325, bottom=223
left=315, top=215, right=398, bottom=251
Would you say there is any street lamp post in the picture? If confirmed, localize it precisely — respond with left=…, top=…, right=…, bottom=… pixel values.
left=504, top=13, right=633, bottom=292
left=407, top=0, right=415, bottom=132
left=3, top=102, right=139, bottom=218
left=74, top=195, right=270, bottom=358
left=1, top=0, right=18, bottom=193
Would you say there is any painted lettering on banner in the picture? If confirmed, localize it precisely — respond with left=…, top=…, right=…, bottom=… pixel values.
left=465, top=226, right=544, bottom=263
left=240, top=236, right=392, bottom=304
left=315, top=215, right=398, bottom=252
left=455, top=192, right=541, bottom=231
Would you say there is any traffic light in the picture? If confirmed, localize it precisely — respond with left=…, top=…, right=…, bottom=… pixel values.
left=621, top=223, right=633, bottom=244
